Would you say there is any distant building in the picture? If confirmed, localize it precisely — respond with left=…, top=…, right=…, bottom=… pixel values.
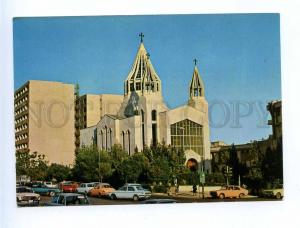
left=80, top=36, right=211, bottom=171
left=211, top=100, right=282, bottom=173
left=78, top=94, right=123, bottom=129
left=267, top=100, right=282, bottom=142
left=14, top=80, right=75, bottom=165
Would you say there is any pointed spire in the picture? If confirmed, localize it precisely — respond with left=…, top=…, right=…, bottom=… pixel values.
left=124, top=36, right=161, bottom=95
left=189, top=59, right=205, bottom=98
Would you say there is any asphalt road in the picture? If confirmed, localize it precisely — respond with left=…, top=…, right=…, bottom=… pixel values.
left=38, top=194, right=280, bottom=206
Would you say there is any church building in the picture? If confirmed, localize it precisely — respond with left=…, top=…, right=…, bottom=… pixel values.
left=80, top=34, right=211, bottom=171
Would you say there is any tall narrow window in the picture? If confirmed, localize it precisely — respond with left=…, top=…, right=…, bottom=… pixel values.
left=122, top=131, right=125, bottom=150
left=151, top=110, right=157, bottom=147
left=127, top=130, right=131, bottom=155
left=109, top=129, right=112, bottom=149
left=152, top=123, right=157, bottom=147
left=100, top=130, right=104, bottom=149
left=105, top=126, right=108, bottom=150
left=141, top=110, right=145, bottom=147
left=151, top=110, right=157, bottom=121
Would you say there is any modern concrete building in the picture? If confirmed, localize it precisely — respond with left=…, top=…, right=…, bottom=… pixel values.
left=80, top=37, right=211, bottom=171
left=15, top=80, right=76, bottom=165
left=78, top=94, right=123, bottom=129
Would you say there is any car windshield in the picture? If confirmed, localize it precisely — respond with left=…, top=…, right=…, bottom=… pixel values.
left=17, top=187, right=33, bottom=193
left=135, top=186, right=144, bottom=191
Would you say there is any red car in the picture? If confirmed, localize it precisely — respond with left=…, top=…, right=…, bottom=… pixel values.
left=59, top=181, right=79, bottom=193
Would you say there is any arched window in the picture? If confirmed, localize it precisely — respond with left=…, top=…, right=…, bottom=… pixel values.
left=127, top=130, right=131, bottom=155
left=151, top=110, right=157, bottom=121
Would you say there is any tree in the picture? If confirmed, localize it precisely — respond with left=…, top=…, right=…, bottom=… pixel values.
left=46, top=163, right=72, bottom=182
left=227, top=144, right=248, bottom=185
left=261, top=138, right=283, bottom=185
left=118, top=152, right=149, bottom=183
left=16, top=150, right=48, bottom=181
left=73, top=146, right=99, bottom=182
left=98, top=150, right=112, bottom=182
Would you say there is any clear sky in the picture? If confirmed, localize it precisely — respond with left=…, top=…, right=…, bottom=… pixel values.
left=13, top=14, right=281, bottom=144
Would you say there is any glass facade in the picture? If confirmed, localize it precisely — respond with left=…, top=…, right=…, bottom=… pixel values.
left=171, top=119, right=204, bottom=157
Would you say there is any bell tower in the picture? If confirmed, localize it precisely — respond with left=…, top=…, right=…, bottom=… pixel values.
left=188, top=59, right=208, bottom=112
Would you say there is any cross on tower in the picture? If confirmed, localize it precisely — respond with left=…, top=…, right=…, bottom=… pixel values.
left=139, top=32, right=144, bottom=43
left=193, top=58, right=197, bottom=66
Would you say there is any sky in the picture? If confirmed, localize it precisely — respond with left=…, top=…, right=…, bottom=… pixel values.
left=13, top=14, right=281, bottom=144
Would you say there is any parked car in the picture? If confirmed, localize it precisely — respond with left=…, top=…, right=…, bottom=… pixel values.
left=142, top=199, right=177, bottom=204
left=77, top=182, right=98, bottom=194
left=109, top=183, right=151, bottom=201
left=45, top=193, right=90, bottom=206
left=210, top=185, right=248, bottom=199
left=60, top=181, right=79, bottom=193
left=88, top=183, right=115, bottom=197
left=16, top=186, right=40, bottom=206
left=31, top=182, right=61, bottom=196
left=43, top=181, right=58, bottom=188
left=262, top=184, right=284, bottom=199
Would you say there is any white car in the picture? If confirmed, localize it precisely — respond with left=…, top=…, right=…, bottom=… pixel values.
left=44, top=181, right=58, bottom=188
left=17, top=186, right=40, bottom=206
left=109, top=184, right=151, bottom=201
left=262, top=184, right=284, bottom=199
left=76, top=182, right=98, bottom=194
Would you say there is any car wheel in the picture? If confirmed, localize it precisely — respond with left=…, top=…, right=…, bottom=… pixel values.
left=49, top=191, right=55, bottom=197
left=219, top=193, right=225, bottom=199
left=111, top=194, right=117, bottom=200
left=275, top=192, right=282, bottom=199
left=239, top=193, right=245, bottom=198
left=133, top=195, right=139, bottom=201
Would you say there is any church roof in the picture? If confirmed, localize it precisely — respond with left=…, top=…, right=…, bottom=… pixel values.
left=126, top=43, right=161, bottom=83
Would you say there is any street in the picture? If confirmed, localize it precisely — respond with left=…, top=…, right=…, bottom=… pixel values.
left=36, top=194, right=280, bottom=206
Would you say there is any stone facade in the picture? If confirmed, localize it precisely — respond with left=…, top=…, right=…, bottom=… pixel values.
left=15, top=80, right=75, bottom=165
left=80, top=39, right=211, bottom=171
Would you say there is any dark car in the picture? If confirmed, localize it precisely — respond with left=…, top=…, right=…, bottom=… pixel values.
left=45, top=193, right=90, bottom=206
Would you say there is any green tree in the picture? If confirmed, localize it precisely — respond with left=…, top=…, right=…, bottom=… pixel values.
left=98, top=150, right=112, bottom=182
left=227, top=144, right=248, bottom=185
left=117, top=152, right=149, bottom=183
left=72, top=146, right=113, bottom=182
left=261, top=138, right=283, bottom=185
left=72, top=146, right=101, bottom=182
left=46, top=163, right=72, bottom=182
left=16, top=150, right=48, bottom=181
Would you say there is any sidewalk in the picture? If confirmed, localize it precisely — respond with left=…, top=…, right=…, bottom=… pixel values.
left=153, top=191, right=210, bottom=199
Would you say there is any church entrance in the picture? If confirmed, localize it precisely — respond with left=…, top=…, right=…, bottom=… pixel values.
left=186, top=158, right=198, bottom=172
